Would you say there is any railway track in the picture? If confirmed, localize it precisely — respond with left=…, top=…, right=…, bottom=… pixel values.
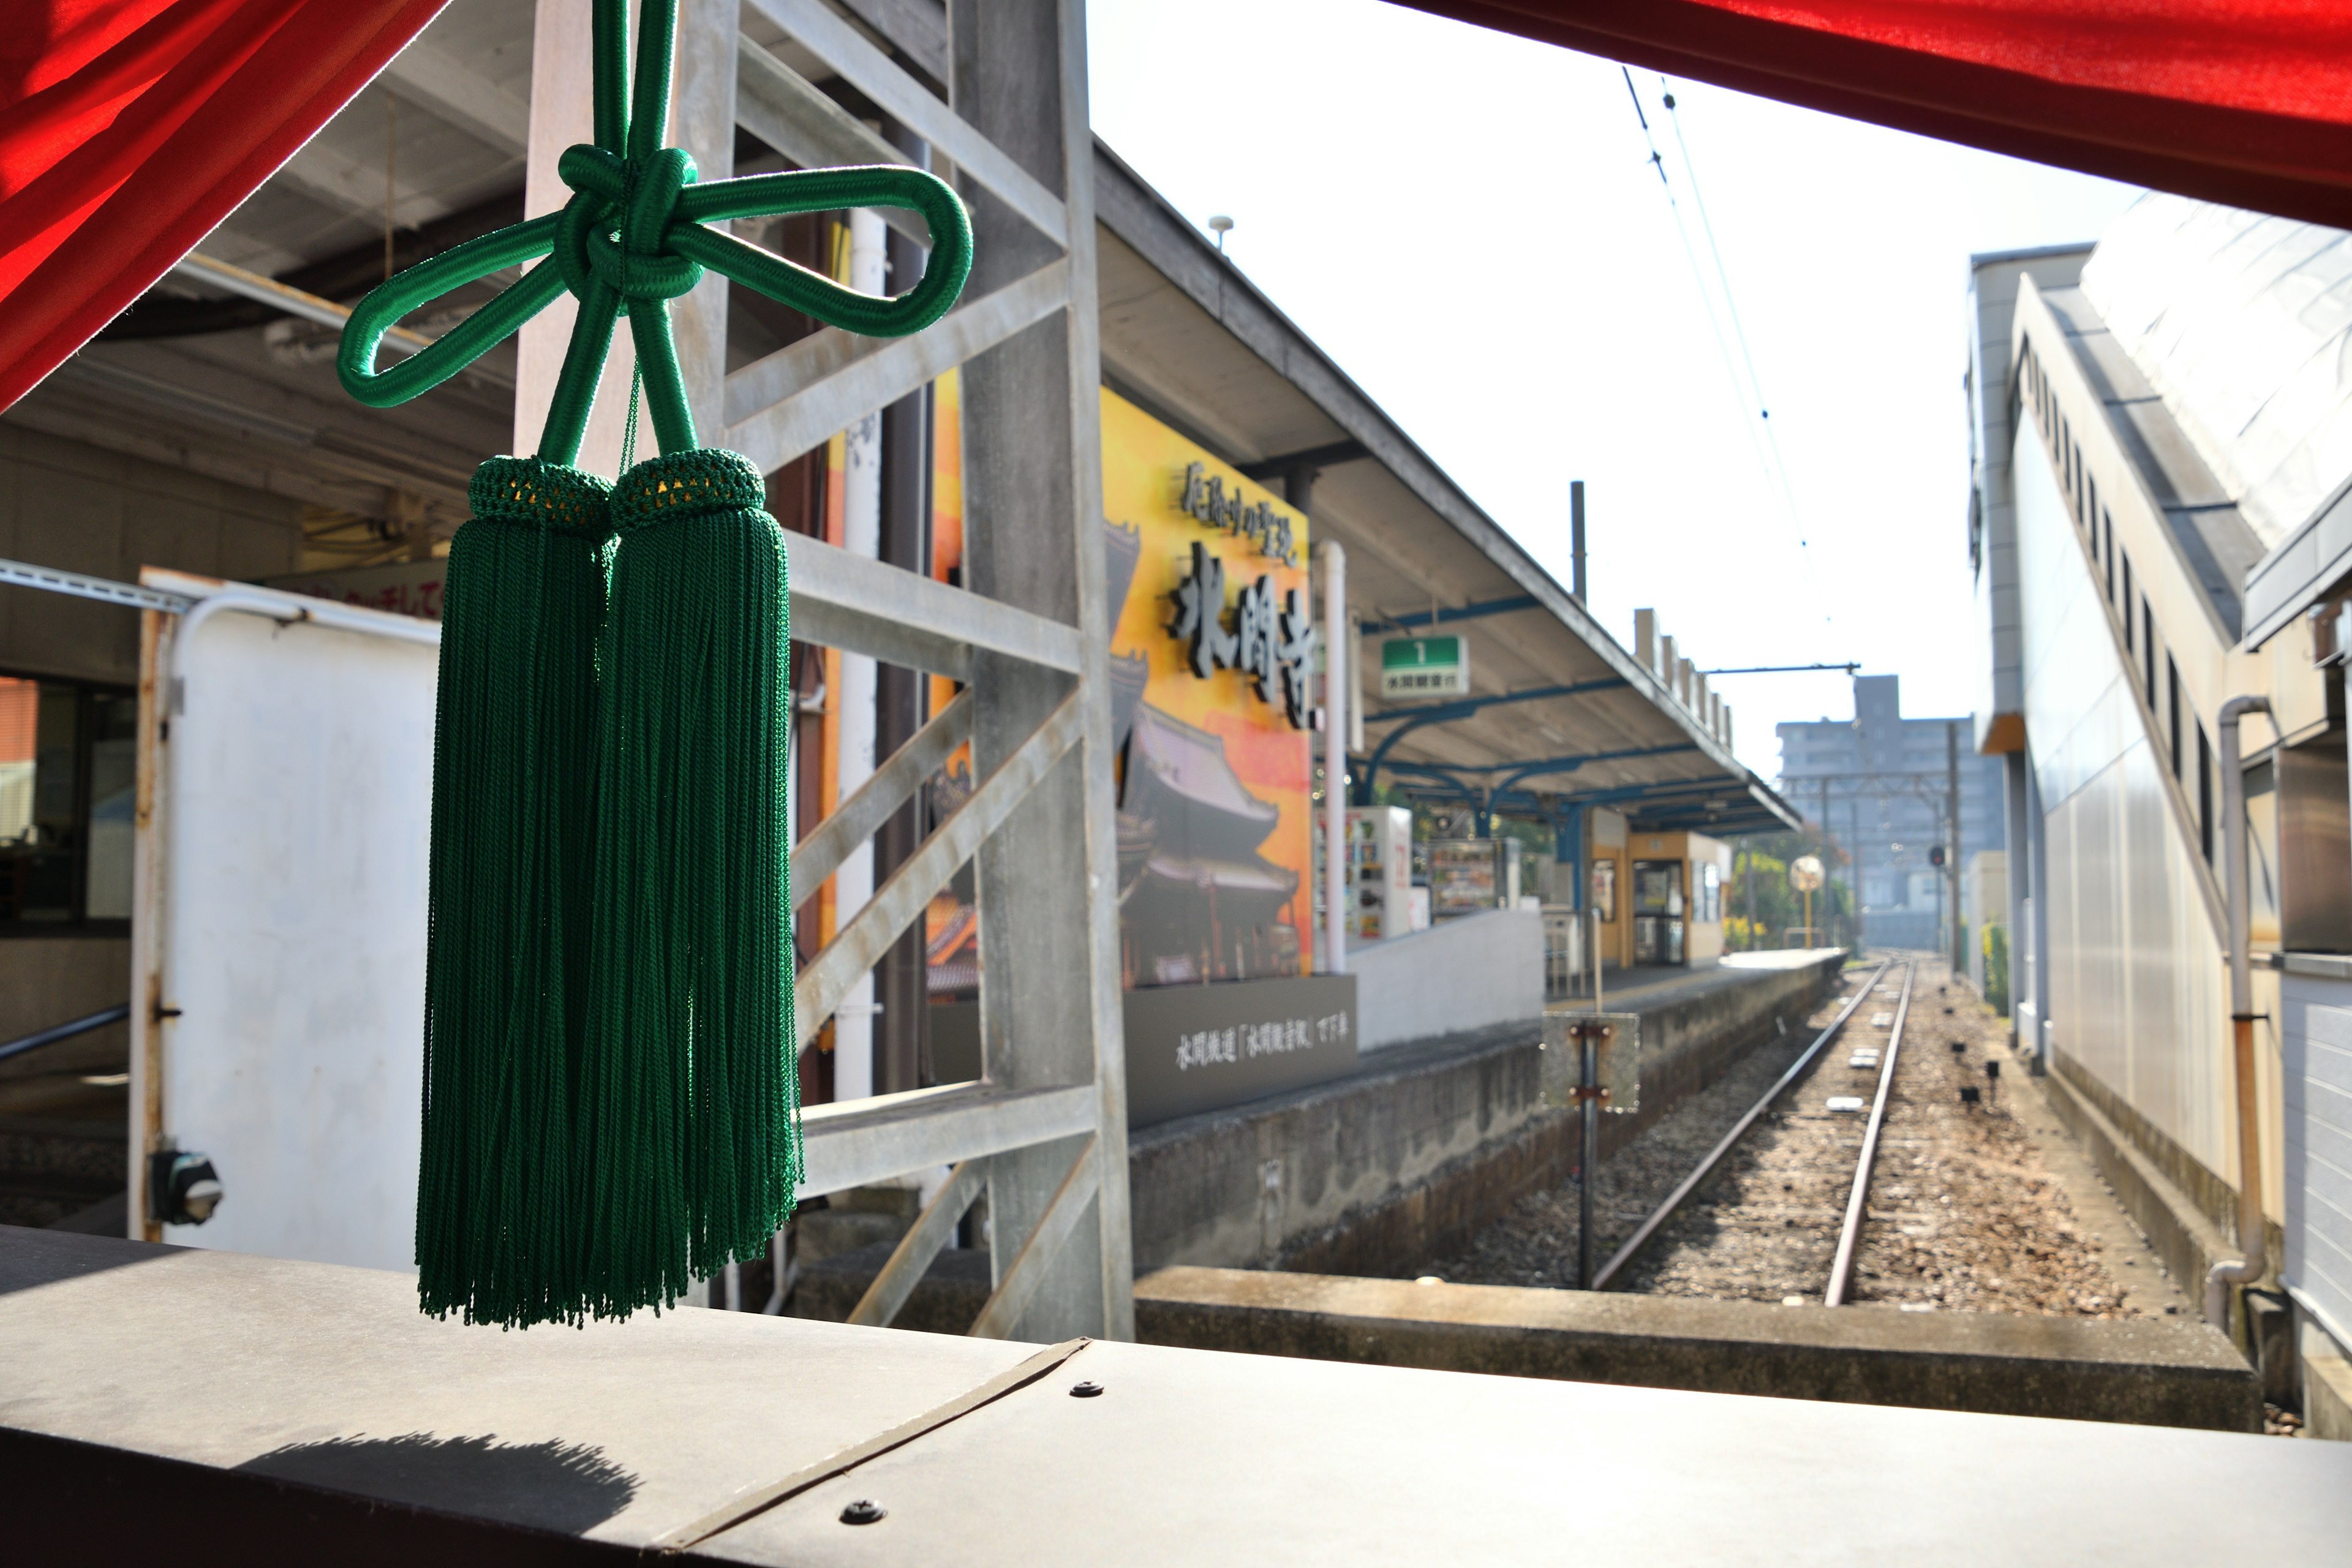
left=1592, top=956, right=1919, bottom=1303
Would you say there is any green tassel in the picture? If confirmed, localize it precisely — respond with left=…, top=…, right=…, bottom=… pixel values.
left=582, top=447, right=800, bottom=1319
left=417, top=458, right=612, bottom=1329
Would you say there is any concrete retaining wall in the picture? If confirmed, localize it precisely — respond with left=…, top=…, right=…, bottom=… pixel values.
left=790, top=1248, right=2258, bottom=1432
left=1349, top=908, right=1542, bottom=1052
left=1136, top=1267, right=2262, bottom=1431
left=794, top=953, right=1845, bottom=1321
left=1123, top=950, right=1844, bottom=1276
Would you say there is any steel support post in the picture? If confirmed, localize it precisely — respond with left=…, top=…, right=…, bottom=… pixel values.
left=950, top=0, right=1133, bottom=1340
left=2003, top=750, right=2030, bottom=1050
left=1946, top=720, right=1964, bottom=974
left=875, top=129, right=934, bottom=1095
left=1578, top=1030, right=1599, bottom=1288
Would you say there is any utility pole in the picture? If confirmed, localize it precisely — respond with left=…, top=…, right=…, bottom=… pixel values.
left=1743, top=834, right=1756, bottom=951
left=1570, top=480, right=1588, bottom=604
left=1946, top=721, right=1964, bottom=975
left=1819, top=775, right=1833, bottom=948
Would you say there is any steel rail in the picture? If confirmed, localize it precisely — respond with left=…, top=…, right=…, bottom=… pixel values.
left=1589, top=956, right=1893, bottom=1291
left=1825, top=960, right=1916, bottom=1306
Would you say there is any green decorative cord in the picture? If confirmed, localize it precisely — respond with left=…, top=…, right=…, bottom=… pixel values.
left=335, top=0, right=974, bottom=464
left=346, top=0, right=965, bottom=1327
left=619, top=366, right=641, bottom=475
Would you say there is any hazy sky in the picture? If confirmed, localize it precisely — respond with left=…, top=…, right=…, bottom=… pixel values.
left=1087, top=0, right=2142, bottom=782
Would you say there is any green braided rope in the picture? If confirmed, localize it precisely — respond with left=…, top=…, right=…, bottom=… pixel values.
left=336, top=0, right=973, bottom=462
left=337, top=217, right=565, bottom=410
left=350, top=0, right=973, bottom=1329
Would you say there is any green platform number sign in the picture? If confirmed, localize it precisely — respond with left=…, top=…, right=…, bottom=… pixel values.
left=1381, top=635, right=1469, bottom=699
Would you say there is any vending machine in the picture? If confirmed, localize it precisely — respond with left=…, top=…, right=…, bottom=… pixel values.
left=1423, top=837, right=1523, bottom=921
left=1346, top=806, right=1414, bottom=940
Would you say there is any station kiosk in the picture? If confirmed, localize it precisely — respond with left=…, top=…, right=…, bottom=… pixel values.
left=1584, top=813, right=1734, bottom=971
left=1625, top=830, right=1732, bottom=967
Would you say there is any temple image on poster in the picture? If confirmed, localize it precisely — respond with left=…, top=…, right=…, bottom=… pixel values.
left=1101, top=514, right=1303, bottom=987
left=1116, top=703, right=1301, bottom=986
left=926, top=393, right=1315, bottom=1002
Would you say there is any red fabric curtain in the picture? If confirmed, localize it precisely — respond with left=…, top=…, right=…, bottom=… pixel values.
left=1395, top=1, right=2352, bottom=228
left=0, top=0, right=445, bottom=411
left=7, top=3, right=2350, bottom=414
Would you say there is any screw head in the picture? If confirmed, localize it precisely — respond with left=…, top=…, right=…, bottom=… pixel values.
left=1069, top=1379, right=1104, bottom=1398
left=840, top=1500, right=886, bottom=1526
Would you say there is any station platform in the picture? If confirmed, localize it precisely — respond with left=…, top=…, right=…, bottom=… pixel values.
left=1576, top=946, right=1855, bottom=1009
left=5, top=1226, right=2344, bottom=1564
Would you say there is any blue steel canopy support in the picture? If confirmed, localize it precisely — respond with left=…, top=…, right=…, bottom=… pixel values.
left=1370, top=742, right=1700, bottom=827
left=1556, top=802, right=1588, bottom=910
left=1360, top=595, right=1540, bottom=633
left=1357, top=676, right=1629, bottom=803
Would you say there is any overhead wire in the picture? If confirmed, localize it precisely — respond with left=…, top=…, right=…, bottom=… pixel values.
left=1621, top=67, right=1828, bottom=624
left=1659, top=77, right=1815, bottom=580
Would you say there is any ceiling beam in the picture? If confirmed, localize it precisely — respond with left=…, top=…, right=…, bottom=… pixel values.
left=273, top=131, right=472, bottom=233
left=1362, top=594, right=1540, bottom=634
left=380, top=38, right=531, bottom=156
left=734, top=36, right=931, bottom=247
left=1235, top=439, right=1370, bottom=482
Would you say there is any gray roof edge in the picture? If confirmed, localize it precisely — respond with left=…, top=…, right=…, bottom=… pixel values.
left=2032, top=278, right=2250, bottom=643
left=1970, top=241, right=2097, bottom=271
left=1090, top=137, right=1768, bottom=793
left=2244, top=470, right=2352, bottom=649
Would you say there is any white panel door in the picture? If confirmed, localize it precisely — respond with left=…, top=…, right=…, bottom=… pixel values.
left=159, top=606, right=435, bottom=1271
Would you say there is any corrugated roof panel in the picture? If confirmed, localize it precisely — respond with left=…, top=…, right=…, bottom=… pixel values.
left=2082, top=195, right=2352, bottom=548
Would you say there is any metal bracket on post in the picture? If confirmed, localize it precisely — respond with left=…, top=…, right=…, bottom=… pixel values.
left=1545, top=1011, right=1640, bottom=1290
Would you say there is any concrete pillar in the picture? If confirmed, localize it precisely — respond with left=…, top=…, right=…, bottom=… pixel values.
left=1634, top=609, right=1656, bottom=674
left=668, top=0, right=736, bottom=444
left=514, top=0, right=731, bottom=469
left=831, top=206, right=888, bottom=1102
left=951, top=0, right=1130, bottom=1340
left=516, top=0, right=636, bottom=466
left=875, top=130, right=934, bottom=1096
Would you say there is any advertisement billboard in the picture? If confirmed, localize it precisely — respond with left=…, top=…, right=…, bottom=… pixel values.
left=1101, top=388, right=1315, bottom=990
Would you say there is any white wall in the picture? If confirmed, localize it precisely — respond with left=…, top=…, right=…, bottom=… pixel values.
left=2280, top=970, right=2352, bottom=1348
left=1350, top=907, right=1544, bottom=1052
left=2014, top=419, right=2234, bottom=1185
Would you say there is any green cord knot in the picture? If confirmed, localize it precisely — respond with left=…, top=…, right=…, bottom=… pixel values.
left=337, top=0, right=974, bottom=473
left=558, top=143, right=706, bottom=307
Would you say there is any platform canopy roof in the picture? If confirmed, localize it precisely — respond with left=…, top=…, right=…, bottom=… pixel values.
left=1090, top=146, right=1802, bottom=839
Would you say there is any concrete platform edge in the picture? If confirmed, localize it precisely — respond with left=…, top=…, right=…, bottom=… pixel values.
left=1132, top=1265, right=2261, bottom=1432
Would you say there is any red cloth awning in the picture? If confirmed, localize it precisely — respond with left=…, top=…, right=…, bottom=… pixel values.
left=0, top=0, right=445, bottom=410
left=1395, top=2, right=2352, bottom=228
left=6, top=2, right=2351, bottom=414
